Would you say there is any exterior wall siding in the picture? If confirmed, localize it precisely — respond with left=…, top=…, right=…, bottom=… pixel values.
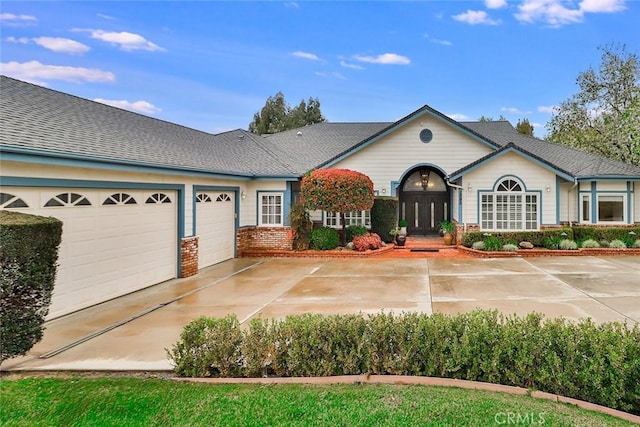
left=332, top=117, right=494, bottom=195
left=463, top=152, right=558, bottom=226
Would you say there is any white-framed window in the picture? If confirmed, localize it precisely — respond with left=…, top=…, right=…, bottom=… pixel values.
left=596, top=193, right=626, bottom=223
left=324, top=210, right=371, bottom=228
left=580, top=193, right=591, bottom=223
left=259, top=192, right=283, bottom=226
left=480, top=178, right=539, bottom=230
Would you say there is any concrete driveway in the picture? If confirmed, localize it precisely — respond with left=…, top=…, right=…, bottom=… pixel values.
left=3, top=256, right=639, bottom=372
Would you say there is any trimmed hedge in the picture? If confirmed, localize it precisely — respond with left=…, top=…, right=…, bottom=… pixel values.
left=310, top=227, right=340, bottom=250
left=462, top=228, right=574, bottom=248
left=572, top=226, right=640, bottom=242
left=0, top=211, right=62, bottom=362
left=168, top=310, right=640, bottom=413
left=370, top=197, right=398, bottom=243
left=345, top=225, right=368, bottom=243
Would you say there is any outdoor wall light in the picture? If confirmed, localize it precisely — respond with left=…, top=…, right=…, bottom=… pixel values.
left=546, top=185, right=551, bottom=192
left=467, top=183, right=472, bottom=192
left=241, top=191, right=246, bottom=199
left=381, top=187, right=386, bottom=194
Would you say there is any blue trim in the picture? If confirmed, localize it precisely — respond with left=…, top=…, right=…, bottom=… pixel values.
left=448, top=146, right=575, bottom=182
left=491, top=175, right=528, bottom=191
left=458, top=179, right=463, bottom=222
left=627, top=181, right=632, bottom=224
left=555, top=176, right=561, bottom=225
left=192, top=186, right=240, bottom=259
left=1, top=176, right=186, bottom=277
left=390, top=181, right=400, bottom=197
left=591, top=182, right=597, bottom=224
left=284, top=183, right=293, bottom=226
left=578, top=176, right=640, bottom=181
left=320, top=107, right=499, bottom=168
left=256, top=190, right=286, bottom=227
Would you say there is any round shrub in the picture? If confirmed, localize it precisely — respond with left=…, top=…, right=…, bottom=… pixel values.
left=310, top=227, right=340, bottom=250
left=634, top=239, right=640, bottom=248
left=502, top=244, right=518, bottom=252
left=559, top=239, right=578, bottom=250
left=599, top=240, right=610, bottom=248
left=345, top=224, right=368, bottom=242
left=353, top=233, right=383, bottom=251
left=472, top=241, right=486, bottom=251
left=580, top=239, right=600, bottom=248
left=609, top=239, right=627, bottom=249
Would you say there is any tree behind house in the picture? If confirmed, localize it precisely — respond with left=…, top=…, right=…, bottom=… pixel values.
left=546, top=44, right=640, bottom=166
left=249, top=92, right=326, bottom=134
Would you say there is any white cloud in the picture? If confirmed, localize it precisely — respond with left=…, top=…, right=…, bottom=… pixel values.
left=0, top=13, right=37, bottom=25
left=501, top=106, right=531, bottom=115
left=314, top=71, right=345, bottom=80
left=424, top=33, right=452, bottom=46
left=354, top=53, right=410, bottom=65
left=87, top=30, right=164, bottom=52
left=93, top=98, right=160, bottom=114
left=447, top=113, right=471, bottom=121
left=6, top=36, right=30, bottom=44
left=532, top=122, right=544, bottom=129
left=35, top=37, right=90, bottom=54
left=292, top=51, right=320, bottom=61
left=485, top=0, right=508, bottom=9
left=97, top=13, right=116, bottom=20
left=0, top=60, right=115, bottom=84
left=537, top=105, right=557, bottom=113
left=515, top=0, right=583, bottom=26
left=452, top=10, right=501, bottom=25
left=580, top=0, right=625, bottom=13
left=340, top=60, right=364, bottom=70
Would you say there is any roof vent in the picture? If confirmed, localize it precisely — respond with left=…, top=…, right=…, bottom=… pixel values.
left=296, top=131, right=303, bottom=137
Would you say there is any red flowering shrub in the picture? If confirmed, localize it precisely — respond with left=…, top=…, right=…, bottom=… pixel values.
left=352, top=233, right=383, bottom=252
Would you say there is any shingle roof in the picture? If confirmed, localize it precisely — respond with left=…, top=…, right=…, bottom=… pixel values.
left=0, top=76, right=297, bottom=177
left=2, top=75, right=639, bottom=180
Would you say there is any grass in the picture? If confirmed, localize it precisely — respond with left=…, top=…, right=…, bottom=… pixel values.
left=0, top=378, right=635, bottom=426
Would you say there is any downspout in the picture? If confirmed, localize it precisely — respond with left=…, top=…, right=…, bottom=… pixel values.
left=446, top=180, right=466, bottom=233
left=568, top=178, right=578, bottom=227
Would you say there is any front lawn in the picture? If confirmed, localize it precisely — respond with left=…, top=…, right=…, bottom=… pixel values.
left=0, top=378, right=635, bottom=426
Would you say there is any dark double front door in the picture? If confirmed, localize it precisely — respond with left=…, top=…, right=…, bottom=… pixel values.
left=403, top=192, right=448, bottom=235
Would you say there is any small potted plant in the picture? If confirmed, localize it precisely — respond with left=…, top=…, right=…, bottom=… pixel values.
left=398, top=219, right=408, bottom=236
left=439, top=220, right=455, bottom=245
left=390, top=228, right=406, bottom=247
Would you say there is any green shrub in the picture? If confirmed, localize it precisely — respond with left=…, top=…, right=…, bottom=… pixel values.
left=0, top=211, right=62, bottom=363
left=345, top=225, right=368, bottom=242
left=580, top=239, right=600, bottom=248
left=310, top=227, right=340, bottom=250
left=168, top=310, right=640, bottom=413
left=461, top=228, right=573, bottom=248
left=599, top=240, right=610, bottom=248
left=609, top=239, right=627, bottom=249
left=621, top=237, right=635, bottom=248
left=559, top=239, right=578, bottom=250
left=471, top=241, right=485, bottom=251
left=502, top=244, right=518, bottom=252
left=543, top=235, right=561, bottom=249
left=289, top=201, right=312, bottom=251
left=484, top=236, right=502, bottom=251
left=573, top=226, right=640, bottom=242
left=634, top=239, right=640, bottom=248
left=370, top=197, right=398, bottom=243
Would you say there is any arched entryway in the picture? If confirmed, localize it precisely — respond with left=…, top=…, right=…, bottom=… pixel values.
left=399, top=167, right=450, bottom=235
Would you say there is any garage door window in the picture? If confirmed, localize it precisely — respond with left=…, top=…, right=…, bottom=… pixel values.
left=45, top=192, right=91, bottom=207
left=146, top=193, right=172, bottom=204
left=259, top=192, right=283, bottom=226
left=216, top=194, right=231, bottom=202
left=196, top=194, right=212, bottom=203
left=103, top=193, right=137, bottom=205
left=1, top=193, right=28, bottom=208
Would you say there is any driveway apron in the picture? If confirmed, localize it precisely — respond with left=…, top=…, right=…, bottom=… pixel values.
left=2, top=256, right=638, bottom=372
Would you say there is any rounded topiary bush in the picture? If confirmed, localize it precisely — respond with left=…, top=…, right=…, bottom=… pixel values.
left=345, top=225, right=368, bottom=242
left=559, top=239, right=578, bottom=250
left=634, top=239, right=640, bottom=248
left=472, top=241, right=486, bottom=251
left=310, top=227, right=340, bottom=250
left=609, top=239, right=627, bottom=249
left=581, top=239, right=600, bottom=248
left=502, top=244, right=518, bottom=252
left=352, top=233, right=383, bottom=251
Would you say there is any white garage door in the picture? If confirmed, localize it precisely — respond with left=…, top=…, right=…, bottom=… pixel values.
left=195, top=191, right=235, bottom=268
left=1, top=188, right=177, bottom=319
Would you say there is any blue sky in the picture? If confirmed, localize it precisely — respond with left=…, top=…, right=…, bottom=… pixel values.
left=1, top=1, right=638, bottom=136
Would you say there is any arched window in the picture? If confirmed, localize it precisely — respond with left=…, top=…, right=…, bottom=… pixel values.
left=402, top=169, right=446, bottom=192
left=103, top=193, right=136, bottom=205
left=196, top=194, right=212, bottom=203
left=481, top=177, right=538, bottom=230
left=0, top=193, right=28, bottom=208
left=216, top=194, right=231, bottom=202
left=45, top=192, right=91, bottom=207
left=146, top=193, right=172, bottom=204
